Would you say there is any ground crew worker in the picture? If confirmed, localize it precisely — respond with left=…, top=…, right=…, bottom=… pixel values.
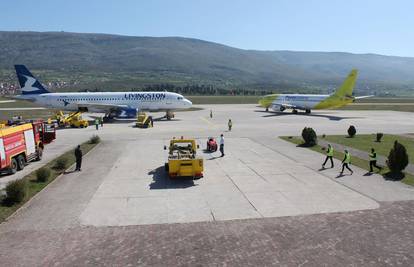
left=75, top=145, right=82, bottom=171
left=228, top=119, right=232, bottom=131
left=322, top=144, right=334, bottom=168
left=95, top=118, right=99, bottom=130
left=340, top=149, right=353, bottom=175
left=219, top=134, right=225, bottom=157
left=100, top=117, right=104, bottom=127
left=369, top=148, right=382, bottom=172
left=210, top=109, right=213, bottom=118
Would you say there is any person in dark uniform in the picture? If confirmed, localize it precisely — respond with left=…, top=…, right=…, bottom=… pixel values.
left=75, top=145, right=83, bottom=171
left=369, top=148, right=382, bottom=173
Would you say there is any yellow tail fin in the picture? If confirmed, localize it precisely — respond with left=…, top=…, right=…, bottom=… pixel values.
left=314, top=69, right=358, bottom=109
left=333, top=69, right=358, bottom=97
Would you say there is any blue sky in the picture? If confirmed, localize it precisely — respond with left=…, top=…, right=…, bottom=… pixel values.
left=1, top=0, right=413, bottom=57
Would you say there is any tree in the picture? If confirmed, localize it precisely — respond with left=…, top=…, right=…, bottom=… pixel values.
left=387, top=140, right=409, bottom=174
left=301, top=127, right=317, bottom=146
left=347, top=125, right=356, bottom=138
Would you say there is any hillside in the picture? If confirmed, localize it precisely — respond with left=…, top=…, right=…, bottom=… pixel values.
left=1, top=31, right=414, bottom=94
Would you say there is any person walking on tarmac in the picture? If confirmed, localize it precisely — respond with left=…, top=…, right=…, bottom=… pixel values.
left=369, top=148, right=382, bottom=173
left=228, top=119, right=232, bottom=131
left=75, top=145, right=83, bottom=171
left=219, top=134, right=225, bottom=157
left=322, top=144, right=334, bottom=168
left=340, top=149, right=353, bottom=175
left=100, top=117, right=104, bottom=127
left=95, top=118, right=99, bottom=130
left=210, top=109, right=213, bottom=119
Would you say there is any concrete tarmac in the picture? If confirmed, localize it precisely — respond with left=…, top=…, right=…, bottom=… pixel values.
left=1, top=105, right=414, bottom=265
left=1, top=105, right=413, bottom=228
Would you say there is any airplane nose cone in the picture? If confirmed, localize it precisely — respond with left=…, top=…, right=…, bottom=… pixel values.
left=185, top=99, right=192, bottom=107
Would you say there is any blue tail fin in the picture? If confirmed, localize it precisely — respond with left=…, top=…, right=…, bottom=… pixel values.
left=14, top=65, right=50, bottom=95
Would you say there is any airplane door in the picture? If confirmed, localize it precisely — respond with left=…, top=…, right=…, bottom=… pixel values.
left=166, top=95, right=172, bottom=106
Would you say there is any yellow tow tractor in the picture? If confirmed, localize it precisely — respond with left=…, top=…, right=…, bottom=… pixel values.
left=164, top=138, right=203, bottom=179
left=136, top=112, right=153, bottom=128
left=50, top=111, right=89, bottom=128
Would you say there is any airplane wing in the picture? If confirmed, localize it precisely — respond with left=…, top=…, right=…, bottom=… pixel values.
left=354, top=95, right=374, bottom=99
left=76, top=103, right=131, bottom=112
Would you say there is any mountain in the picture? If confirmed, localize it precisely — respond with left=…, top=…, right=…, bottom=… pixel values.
left=1, top=31, right=414, bottom=94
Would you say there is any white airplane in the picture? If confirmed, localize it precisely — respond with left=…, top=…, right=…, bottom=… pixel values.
left=14, top=65, right=192, bottom=119
left=259, top=69, right=372, bottom=114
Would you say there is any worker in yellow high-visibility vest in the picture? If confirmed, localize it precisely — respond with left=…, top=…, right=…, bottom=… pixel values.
left=340, top=149, right=353, bottom=175
left=322, top=144, right=334, bottom=168
left=369, top=148, right=382, bottom=173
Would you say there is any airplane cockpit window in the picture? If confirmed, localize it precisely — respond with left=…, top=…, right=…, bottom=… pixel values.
left=177, top=96, right=183, bottom=100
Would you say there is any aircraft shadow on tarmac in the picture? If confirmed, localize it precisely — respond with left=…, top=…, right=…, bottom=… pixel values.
left=254, top=110, right=362, bottom=121
left=148, top=166, right=198, bottom=189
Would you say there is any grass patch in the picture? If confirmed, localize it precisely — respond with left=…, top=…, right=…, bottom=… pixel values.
left=322, top=134, right=414, bottom=165
left=186, top=95, right=261, bottom=104
left=338, top=104, right=414, bottom=112
left=280, top=136, right=414, bottom=186
left=0, top=141, right=98, bottom=223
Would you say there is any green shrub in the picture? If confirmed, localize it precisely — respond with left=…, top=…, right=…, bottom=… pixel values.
left=5, top=179, right=27, bottom=204
left=36, top=167, right=51, bottom=182
left=55, top=157, right=69, bottom=170
left=376, top=133, right=383, bottom=142
left=387, top=140, right=409, bottom=174
left=89, top=135, right=100, bottom=144
left=347, top=125, right=356, bottom=137
left=301, top=127, right=317, bottom=146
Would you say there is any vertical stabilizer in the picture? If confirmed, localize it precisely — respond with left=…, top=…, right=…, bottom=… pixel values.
left=14, top=65, right=50, bottom=95
left=333, top=69, right=358, bottom=97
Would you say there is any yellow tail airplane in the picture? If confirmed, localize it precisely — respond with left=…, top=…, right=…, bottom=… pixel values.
left=259, top=69, right=371, bottom=114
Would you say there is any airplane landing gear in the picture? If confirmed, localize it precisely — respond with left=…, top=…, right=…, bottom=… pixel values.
left=305, top=109, right=311, bottom=114
left=166, top=111, right=175, bottom=120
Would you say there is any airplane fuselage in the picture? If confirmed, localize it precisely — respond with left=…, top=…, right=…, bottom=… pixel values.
left=17, top=91, right=192, bottom=113
left=271, top=94, right=329, bottom=111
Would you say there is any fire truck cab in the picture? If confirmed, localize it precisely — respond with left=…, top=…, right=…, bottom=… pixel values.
left=0, top=121, right=55, bottom=174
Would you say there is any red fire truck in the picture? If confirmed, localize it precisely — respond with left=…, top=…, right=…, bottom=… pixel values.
left=0, top=121, right=56, bottom=174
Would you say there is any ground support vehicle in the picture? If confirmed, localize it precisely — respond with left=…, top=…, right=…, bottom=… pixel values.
left=136, top=112, right=153, bottom=128
left=206, top=137, right=217, bottom=152
left=164, top=138, right=203, bottom=179
left=0, top=121, right=54, bottom=174
left=50, top=111, right=89, bottom=128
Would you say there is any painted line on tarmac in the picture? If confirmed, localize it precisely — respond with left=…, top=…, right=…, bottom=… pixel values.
left=199, top=116, right=218, bottom=129
left=0, top=107, right=46, bottom=110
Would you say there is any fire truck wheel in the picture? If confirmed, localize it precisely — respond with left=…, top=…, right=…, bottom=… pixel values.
left=17, top=155, right=26, bottom=171
left=36, top=148, right=43, bottom=161
left=9, top=158, right=18, bottom=174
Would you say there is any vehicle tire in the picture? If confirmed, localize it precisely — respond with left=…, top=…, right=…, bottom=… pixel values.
left=36, top=148, right=43, bottom=161
left=17, top=155, right=26, bottom=171
left=265, top=108, right=269, bottom=112
left=292, top=109, right=298, bottom=114
left=80, top=125, right=84, bottom=128
left=164, top=163, right=169, bottom=172
left=305, top=109, right=311, bottom=114
left=9, top=158, right=18, bottom=174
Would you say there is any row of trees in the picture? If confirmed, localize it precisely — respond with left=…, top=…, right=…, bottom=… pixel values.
left=132, top=84, right=274, bottom=96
